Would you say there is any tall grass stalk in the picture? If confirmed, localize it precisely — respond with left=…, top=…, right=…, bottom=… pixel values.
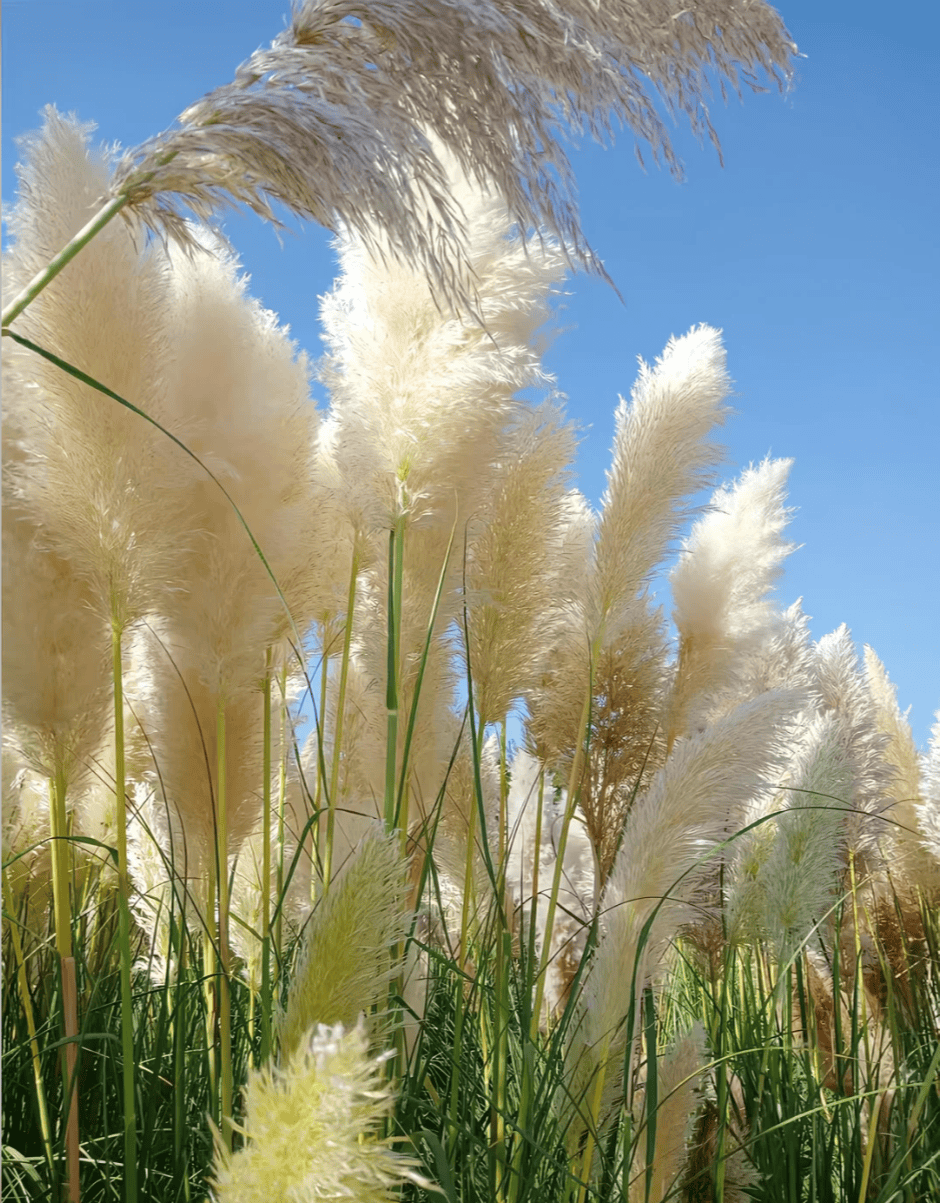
left=215, top=700, right=234, bottom=1151
left=385, top=522, right=405, bottom=832
left=259, top=654, right=273, bottom=1065
left=110, top=623, right=138, bottom=1203
left=1, top=194, right=129, bottom=329
left=324, top=543, right=361, bottom=889
left=2, top=873, right=54, bottom=1181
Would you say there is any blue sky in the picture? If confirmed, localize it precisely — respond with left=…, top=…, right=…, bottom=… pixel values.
left=4, top=1, right=938, bottom=747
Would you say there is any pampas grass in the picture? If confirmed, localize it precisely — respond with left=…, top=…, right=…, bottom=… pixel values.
left=6, top=24, right=940, bottom=1202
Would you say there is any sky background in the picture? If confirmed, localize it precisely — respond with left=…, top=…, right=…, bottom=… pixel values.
left=3, top=1, right=938, bottom=748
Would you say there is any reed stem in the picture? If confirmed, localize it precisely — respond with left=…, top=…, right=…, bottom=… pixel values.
left=325, top=544, right=360, bottom=889
left=216, top=699, right=233, bottom=1150
left=112, top=623, right=138, bottom=1203
left=2, top=194, right=129, bottom=328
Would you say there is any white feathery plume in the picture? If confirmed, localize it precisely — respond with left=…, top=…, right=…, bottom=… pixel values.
left=1, top=503, right=111, bottom=792
left=760, top=713, right=852, bottom=964
left=566, top=689, right=800, bottom=1141
left=524, top=489, right=596, bottom=765
left=916, top=713, right=940, bottom=867
left=125, top=785, right=192, bottom=984
left=3, top=111, right=196, bottom=633
left=320, top=150, right=565, bottom=540
left=594, top=326, right=730, bottom=638
left=811, top=626, right=895, bottom=869
left=528, top=327, right=731, bottom=773
left=98, top=0, right=795, bottom=314
left=667, top=456, right=796, bottom=739
left=863, top=648, right=940, bottom=891
left=464, top=400, right=578, bottom=726
left=2, top=749, right=54, bottom=938
left=127, top=233, right=317, bottom=868
left=527, top=326, right=731, bottom=882
left=210, top=1020, right=427, bottom=1202
left=731, top=596, right=816, bottom=703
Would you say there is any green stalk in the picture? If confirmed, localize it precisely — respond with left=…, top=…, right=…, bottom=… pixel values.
left=2, top=873, right=55, bottom=1181
left=1, top=194, right=129, bottom=328
left=260, top=651, right=273, bottom=1066
left=384, top=522, right=404, bottom=832
left=112, top=622, right=138, bottom=1203
left=49, top=770, right=72, bottom=964
left=532, top=655, right=595, bottom=1032
left=204, top=846, right=219, bottom=1127
left=173, top=920, right=190, bottom=1197
left=274, top=665, right=288, bottom=961
left=313, top=635, right=330, bottom=902
left=325, top=544, right=360, bottom=890
left=395, top=518, right=456, bottom=833
left=216, top=699, right=233, bottom=1150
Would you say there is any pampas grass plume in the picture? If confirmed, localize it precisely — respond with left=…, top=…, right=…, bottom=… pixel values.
left=277, top=829, right=411, bottom=1060
left=107, top=0, right=794, bottom=312
left=668, top=456, right=796, bottom=738
left=569, top=689, right=801, bottom=1137
left=211, top=1020, right=426, bottom=1202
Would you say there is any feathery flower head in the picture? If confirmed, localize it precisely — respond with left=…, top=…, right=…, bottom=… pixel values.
left=211, top=1020, right=427, bottom=1202
left=278, top=828, right=412, bottom=1059
left=107, top=0, right=795, bottom=313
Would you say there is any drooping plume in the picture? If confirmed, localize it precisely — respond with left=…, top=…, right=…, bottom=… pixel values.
left=102, top=1, right=795, bottom=312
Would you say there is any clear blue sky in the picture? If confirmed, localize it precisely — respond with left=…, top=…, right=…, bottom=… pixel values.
left=4, top=1, right=938, bottom=747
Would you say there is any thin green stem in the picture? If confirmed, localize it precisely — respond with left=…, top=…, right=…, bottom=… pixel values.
left=314, top=636, right=330, bottom=902
left=2, top=873, right=55, bottom=1180
left=2, top=194, right=129, bottom=328
left=384, top=522, right=404, bottom=832
left=216, top=698, right=233, bottom=1150
left=260, top=652, right=273, bottom=1066
left=275, top=665, right=288, bottom=962
left=325, top=544, right=360, bottom=889
left=532, top=656, right=594, bottom=1031
left=112, top=622, right=139, bottom=1203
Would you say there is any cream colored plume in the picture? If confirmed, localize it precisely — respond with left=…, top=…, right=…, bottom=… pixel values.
left=527, top=326, right=731, bottom=876
left=277, top=829, right=411, bottom=1060
left=125, top=230, right=317, bottom=869
left=567, top=688, right=800, bottom=1142
left=811, top=626, right=895, bottom=869
left=667, top=456, right=796, bottom=741
left=504, top=747, right=594, bottom=1011
left=759, top=713, right=852, bottom=964
left=629, top=1024, right=706, bottom=1203
left=464, top=399, right=578, bottom=726
left=211, top=1020, right=426, bottom=1202
left=319, top=150, right=565, bottom=539
left=864, top=649, right=940, bottom=890
left=3, top=110, right=196, bottom=633
left=917, top=714, right=940, bottom=866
